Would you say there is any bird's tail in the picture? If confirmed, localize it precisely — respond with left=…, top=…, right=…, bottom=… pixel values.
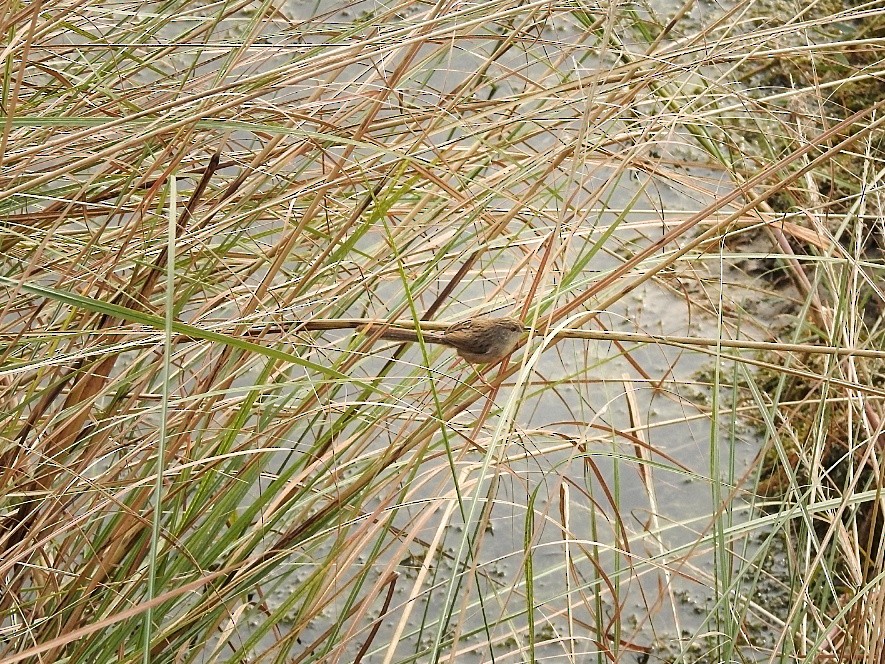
left=359, top=325, right=446, bottom=345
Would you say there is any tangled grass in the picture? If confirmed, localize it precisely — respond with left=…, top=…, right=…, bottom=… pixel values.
left=1, top=1, right=883, bottom=662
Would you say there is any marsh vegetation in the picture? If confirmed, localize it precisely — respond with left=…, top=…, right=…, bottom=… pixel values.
left=1, top=1, right=883, bottom=662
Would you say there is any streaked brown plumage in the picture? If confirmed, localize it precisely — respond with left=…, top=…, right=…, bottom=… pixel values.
left=361, top=317, right=524, bottom=364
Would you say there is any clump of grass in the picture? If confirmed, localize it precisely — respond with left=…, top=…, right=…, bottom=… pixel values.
left=1, top=1, right=883, bottom=663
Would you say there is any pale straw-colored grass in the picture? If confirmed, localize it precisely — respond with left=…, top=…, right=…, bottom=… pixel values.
left=1, top=1, right=883, bottom=663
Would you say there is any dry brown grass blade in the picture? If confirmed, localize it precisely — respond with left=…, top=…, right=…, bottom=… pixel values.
left=0, top=153, right=221, bottom=569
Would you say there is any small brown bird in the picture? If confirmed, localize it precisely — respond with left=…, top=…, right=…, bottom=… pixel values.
left=361, top=317, right=524, bottom=364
